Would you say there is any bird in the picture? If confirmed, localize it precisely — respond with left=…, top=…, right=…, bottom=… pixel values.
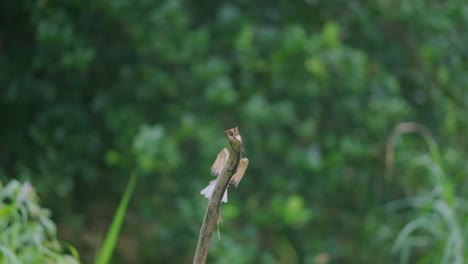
left=200, top=148, right=249, bottom=203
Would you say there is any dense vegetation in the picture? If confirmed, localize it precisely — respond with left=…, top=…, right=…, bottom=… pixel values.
left=1, top=0, right=467, bottom=263
left=0, top=180, right=80, bottom=263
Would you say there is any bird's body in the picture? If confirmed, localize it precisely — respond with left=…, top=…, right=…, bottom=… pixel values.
left=200, top=146, right=249, bottom=203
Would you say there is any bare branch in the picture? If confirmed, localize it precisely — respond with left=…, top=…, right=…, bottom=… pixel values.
left=193, top=127, right=244, bottom=264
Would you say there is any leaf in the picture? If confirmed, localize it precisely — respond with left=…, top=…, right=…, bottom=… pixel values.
left=95, top=172, right=139, bottom=264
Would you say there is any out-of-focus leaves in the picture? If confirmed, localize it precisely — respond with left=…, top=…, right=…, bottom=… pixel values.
left=0, top=180, right=80, bottom=263
left=1, top=0, right=468, bottom=263
left=133, top=124, right=181, bottom=173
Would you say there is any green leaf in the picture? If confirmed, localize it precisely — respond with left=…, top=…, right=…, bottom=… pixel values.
left=95, top=172, right=139, bottom=264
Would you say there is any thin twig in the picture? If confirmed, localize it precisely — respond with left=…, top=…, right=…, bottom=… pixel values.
left=193, top=127, right=244, bottom=264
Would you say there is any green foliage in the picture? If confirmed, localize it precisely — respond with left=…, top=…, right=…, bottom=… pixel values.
left=0, top=180, right=79, bottom=263
left=1, top=0, right=468, bottom=263
left=95, top=172, right=138, bottom=264
left=384, top=124, right=467, bottom=263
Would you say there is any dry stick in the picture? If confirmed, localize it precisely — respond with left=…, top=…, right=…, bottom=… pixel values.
left=193, top=127, right=243, bottom=264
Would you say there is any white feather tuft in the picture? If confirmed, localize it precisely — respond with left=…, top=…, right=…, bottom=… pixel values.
left=200, top=179, right=228, bottom=203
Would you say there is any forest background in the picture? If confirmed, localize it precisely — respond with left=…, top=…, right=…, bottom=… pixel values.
left=1, top=0, right=468, bottom=263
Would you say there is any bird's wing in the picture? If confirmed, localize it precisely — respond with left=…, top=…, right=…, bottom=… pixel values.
left=230, top=158, right=249, bottom=188
left=211, top=148, right=229, bottom=176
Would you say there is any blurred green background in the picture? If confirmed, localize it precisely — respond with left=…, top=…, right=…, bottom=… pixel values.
left=1, top=0, right=468, bottom=263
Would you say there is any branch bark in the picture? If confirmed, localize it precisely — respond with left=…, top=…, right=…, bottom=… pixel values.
left=193, top=127, right=243, bottom=264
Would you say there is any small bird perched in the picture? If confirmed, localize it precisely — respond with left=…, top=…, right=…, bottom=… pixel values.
left=194, top=127, right=248, bottom=263
left=200, top=145, right=249, bottom=203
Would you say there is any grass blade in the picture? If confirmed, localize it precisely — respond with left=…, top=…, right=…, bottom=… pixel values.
left=95, top=172, right=138, bottom=264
